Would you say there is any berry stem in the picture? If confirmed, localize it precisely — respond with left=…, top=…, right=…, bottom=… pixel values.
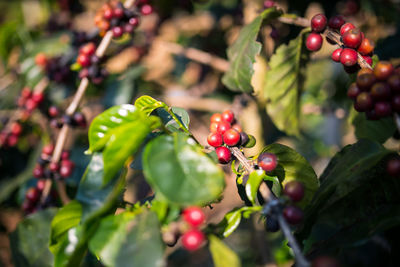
left=229, top=147, right=309, bottom=266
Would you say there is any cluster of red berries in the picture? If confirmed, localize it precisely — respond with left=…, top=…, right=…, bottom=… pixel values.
left=181, top=206, right=206, bottom=251
left=75, top=42, right=108, bottom=84
left=0, top=121, right=24, bottom=147
left=16, top=87, right=45, bottom=117
left=47, top=106, right=87, bottom=129
left=207, top=110, right=255, bottom=164
left=33, top=144, right=75, bottom=180
left=21, top=180, right=45, bottom=214
left=94, top=0, right=152, bottom=38
left=35, top=53, right=73, bottom=84
left=348, top=62, right=400, bottom=119
left=306, top=14, right=374, bottom=73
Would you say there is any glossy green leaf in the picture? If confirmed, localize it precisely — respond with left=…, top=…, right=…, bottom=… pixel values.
left=349, top=109, right=396, bottom=144
left=209, top=235, right=241, bottom=267
left=222, top=7, right=283, bottom=92
left=245, top=170, right=265, bottom=205
left=10, top=209, right=56, bottom=267
left=221, top=206, right=262, bottom=237
left=262, top=143, right=319, bottom=208
left=264, top=174, right=281, bottom=196
left=263, top=28, right=311, bottom=136
left=142, top=132, right=225, bottom=206
left=134, top=95, right=167, bottom=116
left=50, top=201, right=82, bottom=244
left=156, top=107, right=190, bottom=132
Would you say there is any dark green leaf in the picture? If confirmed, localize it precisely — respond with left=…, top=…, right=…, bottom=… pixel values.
left=10, top=209, right=56, bottom=267
left=209, top=235, right=240, bottom=267
left=262, top=143, right=319, bottom=208
left=134, top=95, right=167, bottom=116
left=50, top=201, right=82, bottom=245
left=156, top=107, right=190, bottom=132
left=221, top=206, right=262, bottom=237
left=222, top=8, right=283, bottom=92
left=142, top=132, right=225, bottom=206
left=245, top=170, right=265, bottom=205
left=263, top=28, right=311, bottom=136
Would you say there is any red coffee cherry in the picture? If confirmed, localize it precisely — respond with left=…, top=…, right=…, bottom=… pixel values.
left=342, top=28, right=363, bottom=49
left=306, top=33, right=323, bottom=51
left=231, top=124, right=242, bottom=133
left=35, top=53, right=47, bottom=67
left=80, top=43, right=96, bottom=56
left=328, top=15, right=345, bottom=30
left=223, top=129, right=240, bottom=146
left=356, top=73, right=376, bottom=91
left=181, top=229, right=205, bottom=251
left=284, top=181, right=305, bottom=202
left=392, top=95, right=400, bottom=112
left=311, top=14, right=327, bottom=33
left=25, top=187, right=40, bottom=202
left=77, top=54, right=91, bottom=67
left=374, top=61, right=394, bottom=81
left=257, top=152, right=278, bottom=172
left=354, top=92, right=373, bottom=112
left=140, top=4, right=153, bottom=15
left=113, top=8, right=124, bottom=18
left=61, top=150, right=71, bottom=160
left=362, top=56, right=372, bottom=66
left=221, top=110, right=235, bottom=124
left=33, top=165, right=44, bottom=178
left=21, top=87, right=32, bottom=99
left=331, top=48, right=342, bottom=62
left=7, top=134, right=18, bottom=147
left=216, top=121, right=231, bottom=135
left=370, top=82, right=391, bottom=100
left=216, top=146, right=231, bottom=164
left=263, top=0, right=275, bottom=8
left=11, top=122, right=23, bottom=136
left=374, top=102, right=392, bottom=117
left=388, top=74, right=400, bottom=92
left=340, top=48, right=358, bottom=67
left=103, top=8, right=114, bottom=20
left=347, top=83, right=360, bottom=100
left=36, top=179, right=46, bottom=191
left=207, top=132, right=223, bottom=147
left=60, top=160, right=75, bottom=178
left=283, top=206, right=303, bottom=224
left=340, top=22, right=355, bottom=35
left=387, top=157, right=400, bottom=177
left=32, top=92, right=44, bottom=104
left=112, top=26, right=124, bottom=38
left=209, top=122, right=219, bottom=133
left=48, top=106, right=59, bottom=118
left=312, top=256, right=341, bottom=267
left=183, top=207, right=205, bottom=227
left=129, top=17, right=140, bottom=27
left=210, top=113, right=223, bottom=123
left=42, top=144, right=54, bottom=155
left=49, top=162, right=60, bottom=172
left=358, top=38, right=374, bottom=55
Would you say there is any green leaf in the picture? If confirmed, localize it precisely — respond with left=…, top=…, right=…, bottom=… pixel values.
left=245, top=170, right=265, bottom=205
left=349, top=108, right=396, bottom=144
left=50, top=201, right=82, bottom=245
left=156, top=107, right=190, bottom=133
left=264, top=174, right=281, bottom=196
left=134, top=95, right=167, bottom=116
left=221, top=206, right=262, bottom=237
left=142, top=132, right=225, bottom=206
left=262, top=143, right=319, bottom=208
left=10, top=209, right=56, bottom=267
left=209, top=235, right=241, bottom=267
left=263, top=28, right=311, bottom=136
left=222, top=7, right=283, bottom=92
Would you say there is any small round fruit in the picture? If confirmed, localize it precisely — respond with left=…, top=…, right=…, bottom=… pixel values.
left=328, top=15, right=345, bottom=30
left=207, top=132, right=223, bottom=147
left=331, top=48, right=342, bottom=62
left=342, top=28, right=363, bottom=49
left=129, top=17, right=140, bottom=27
left=263, top=0, right=275, bottom=8
left=103, top=8, right=114, bottom=20
left=306, top=33, right=323, bottom=51
left=140, top=4, right=153, bottom=15
left=370, top=82, right=391, bottom=100
left=33, top=165, right=44, bottom=178
left=80, top=42, right=96, bottom=56
left=257, top=152, right=278, bottom=172
left=231, top=124, right=242, bottom=133
left=36, top=179, right=46, bottom=191
left=11, top=122, right=22, bottom=136
left=392, top=95, right=400, bottom=112
left=61, top=150, right=71, bottom=160
left=283, top=206, right=303, bottom=225
left=311, top=14, right=327, bottom=33
left=340, top=48, right=358, bottom=67
left=347, top=83, right=360, bottom=100
left=113, top=8, right=124, bottom=18
left=73, top=112, right=86, bottom=127
left=48, top=106, right=59, bottom=118
left=362, top=56, right=372, bottom=66
left=209, top=122, right=219, bottom=133
left=374, top=101, right=392, bottom=117
left=35, top=53, right=47, bottom=67
left=223, top=129, right=240, bottom=146
left=32, top=92, right=44, bottom=104
left=358, top=38, right=374, bottom=55
left=25, top=187, right=40, bottom=202
left=340, top=22, right=355, bottom=35
left=388, top=74, right=400, bottom=92
left=183, top=207, right=205, bottom=227
left=356, top=72, right=376, bottom=91
left=239, top=132, right=249, bottom=146
left=77, top=54, right=91, bottom=67
left=387, top=157, right=400, bottom=177
left=181, top=229, right=205, bottom=251
left=210, top=113, right=222, bottom=123
left=374, top=61, right=394, bottom=81
left=216, top=146, right=231, bottom=164
left=21, top=87, right=32, bottom=99
left=354, top=92, right=373, bottom=112
left=221, top=110, right=235, bottom=124
left=283, top=181, right=305, bottom=202
left=49, top=162, right=60, bottom=172
left=112, top=26, right=124, bottom=38
left=216, top=121, right=231, bottom=135
left=312, top=256, right=340, bottom=267
left=42, top=144, right=54, bottom=155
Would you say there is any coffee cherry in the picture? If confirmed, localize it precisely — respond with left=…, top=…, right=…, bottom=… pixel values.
left=331, top=48, right=342, bottom=62
left=26, top=187, right=40, bottom=202
left=223, top=129, right=240, bottom=146
left=7, top=134, right=18, bottom=147
left=207, top=132, right=223, bottom=147
left=356, top=73, right=376, bottom=91
left=370, top=82, right=391, bottom=100
left=257, top=152, right=278, bottom=172
left=21, top=88, right=32, bottom=99
left=129, top=17, right=140, bottom=27
left=210, top=113, right=222, bottom=123
left=357, top=68, right=373, bottom=76
left=283, top=181, right=305, bottom=202
left=311, top=14, right=327, bottom=33
left=73, top=112, right=86, bottom=127
left=36, top=179, right=46, bottom=191
left=312, top=256, right=340, bottom=267
left=113, top=8, right=124, bottom=18
left=357, top=38, right=374, bottom=55
left=283, top=206, right=303, bottom=225
left=124, top=24, right=135, bottom=34
left=340, top=22, right=355, bottom=35
left=387, top=157, right=400, bottom=177
left=209, top=122, right=218, bottom=133
left=221, top=110, right=235, bottom=124
left=42, top=144, right=54, bottom=155
left=231, top=124, right=242, bottom=133
left=362, top=56, right=372, bottom=66
left=347, top=83, right=360, bottom=100
left=61, top=150, right=71, bottom=160
left=11, top=122, right=22, bottom=136
left=388, top=74, right=400, bottom=92
left=112, top=26, right=124, bottom=38
left=181, top=229, right=205, bottom=251
left=374, top=102, right=392, bottom=117
left=48, top=106, right=59, bottom=118
left=392, top=95, right=400, bottom=112
left=340, top=48, right=358, bottom=67
left=374, top=61, right=394, bottom=81
left=342, top=28, right=363, bottom=49
left=216, top=146, right=231, bottom=164
left=354, top=92, right=373, bottom=112
left=265, top=215, right=280, bottom=232
left=33, top=165, right=44, bottom=178
left=183, top=207, right=205, bottom=227
left=306, top=33, right=323, bottom=52
left=77, top=54, right=91, bottom=67
left=328, top=15, right=345, bottom=30
left=60, top=160, right=75, bottom=178
left=103, top=8, right=114, bottom=20
left=80, top=43, right=96, bottom=56
left=239, top=132, right=249, bottom=146
left=35, top=53, right=47, bottom=67
left=263, top=0, right=275, bottom=8
left=140, top=4, right=153, bottom=15
left=32, top=92, right=44, bottom=104
left=216, top=121, right=231, bottom=135
left=49, top=162, right=60, bottom=172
